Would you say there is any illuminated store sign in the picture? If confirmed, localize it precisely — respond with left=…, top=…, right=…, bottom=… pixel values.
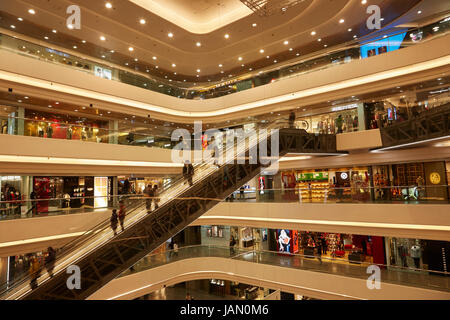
left=331, top=103, right=358, bottom=112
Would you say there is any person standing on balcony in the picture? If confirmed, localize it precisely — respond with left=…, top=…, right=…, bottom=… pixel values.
left=289, top=111, right=296, bottom=128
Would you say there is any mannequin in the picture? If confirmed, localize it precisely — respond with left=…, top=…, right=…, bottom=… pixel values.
left=81, top=127, right=87, bottom=141
left=37, top=123, right=44, bottom=137
left=66, top=126, right=73, bottom=140
left=46, top=124, right=53, bottom=138
left=410, top=242, right=421, bottom=268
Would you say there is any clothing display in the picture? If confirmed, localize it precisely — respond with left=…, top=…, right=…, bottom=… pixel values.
left=46, top=125, right=53, bottom=138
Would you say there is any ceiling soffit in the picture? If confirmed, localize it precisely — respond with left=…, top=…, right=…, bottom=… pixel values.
left=128, top=0, right=253, bottom=34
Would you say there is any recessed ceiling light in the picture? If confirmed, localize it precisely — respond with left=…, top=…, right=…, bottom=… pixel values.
left=168, top=32, right=173, bottom=38
left=259, top=49, right=264, bottom=53
left=105, top=2, right=112, bottom=9
left=155, top=66, right=159, bottom=69
left=10, top=25, right=15, bottom=29
left=74, top=109, right=78, bottom=112
left=52, top=29, right=57, bottom=33
left=28, top=9, right=36, bottom=15
left=67, top=24, right=74, bottom=30
left=24, top=96, right=29, bottom=99
left=110, top=50, right=114, bottom=53
left=152, top=56, right=157, bottom=60
left=241, top=64, right=245, bottom=67
left=249, top=68, right=252, bottom=71
left=73, top=45, right=77, bottom=49
left=417, top=10, right=422, bottom=14
left=348, top=28, right=352, bottom=32
left=139, top=19, right=146, bottom=24
left=218, top=64, right=223, bottom=67
left=172, top=63, right=176, bottom=67
left=361, top=0, right=367, bottom=4
left=18, top=17, right=23, bottom=21
left=266, top=55, right=270, bottom=59
left=44, top=36, right=49, bottom=40
left=252, top=23, right=257, bottom=27
left=318, top=38, right=322, bottom=42
left=324, top=44, right=328, bottom=47
left=18, top=100, right=22, bottom=103
left=48, top=105, right=52, bottom=108
left=224, top=34, right=229, bottom=39
left=196, top=69, right=201, bottom=73
left=196, top=42, right=201, bottom=47
left=125, top=62, right=129, bottom=66
left=296, top=53, right=300, bottom=56
left=283, top=40, right=289, bottom=45
left=128, top=47, right=134, bottom=51
left=289, top=48, right=293, bottom=51
left=134, top=58, right=138, bottom=62
left=273, top=60, right=277, bottom=63
left=238, top=57, right=243, bottom=61
left=353, top=35, right=357, bottom=38
left=339, top=19, right=345, bottom=23
left=82, top=40, right=86, bottom=43
left=311, top=31, right=316, bottom=36
left=220, top=71, right=224, bottom=74
left=174, top=72, right=177, bottom=75
left=100, top=36, right=106, bottom=41
left=102, top=55, right=106, bottom=58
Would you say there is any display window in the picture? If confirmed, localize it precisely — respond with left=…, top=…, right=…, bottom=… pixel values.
left=94, top=177, right=108, bottom=208
left=24, top=109, right=108, bottom=142
left=386, top=237, right=423, bottom=269
left=295, top=106, right=360, bottom=134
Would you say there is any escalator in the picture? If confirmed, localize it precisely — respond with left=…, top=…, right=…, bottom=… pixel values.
left=0, top=121, right=337, bottom=300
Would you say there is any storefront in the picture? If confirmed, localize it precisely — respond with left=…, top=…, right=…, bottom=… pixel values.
left=24, top=109, right=109, bottom=143
left=281, top=167, right=371, bottom=203
left=391, top=161, right=448, bottom=201
left=32, top=176, right=113, bottom=213
left=118, top=176, right=169, bottom=194
left=269, top=229, right=385, bottom=265
left=294, top=103, right=365, bottom=134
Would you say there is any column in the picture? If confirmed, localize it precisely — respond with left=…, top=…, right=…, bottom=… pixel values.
left=17, top=107, right=25, bottom=136
left=112, top=176, right=118, bottom=207
left=21, top=176, right=32, bottom=215
left=357, top=103, right=366, bottom=131
left=109, top=120, right=119, bottom=145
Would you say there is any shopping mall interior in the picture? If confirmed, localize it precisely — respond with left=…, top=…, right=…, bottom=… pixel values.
left=0, top=0, right=449, bottom=304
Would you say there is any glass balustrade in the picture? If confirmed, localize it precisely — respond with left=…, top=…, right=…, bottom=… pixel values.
left=119, top=245, right=449, bottom=293
left=1, top=185, right=449, bottom=223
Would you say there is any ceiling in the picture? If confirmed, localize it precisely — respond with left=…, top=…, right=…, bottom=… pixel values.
left=129, top=0, right=253, bottom=33
left=0, top=0, right=436, bottom=82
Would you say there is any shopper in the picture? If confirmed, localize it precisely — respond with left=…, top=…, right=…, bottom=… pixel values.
left=186, top=162, right=194, bottom=186
left=153, top=185, right=159, bottom=209
left=45, top=247, right=56, bottom=278
left=289, top=111, right=296, bottom=128
left=316, top=242, right=323, bottom=265
left=118, top=201, right=126, bottom=232
left=173, top=242, right=179, bottom=257
left=229, top=236, right=236, bottom=256
left=29, top=257, right=41, bottom=290
left=110, top=209, right=119, bottom=235
left=145, top=184, right=154, bottom=213
left=183, top=161, right=189, bottom=184
left=239, top=186, right=245, bottom=199
left=29, top=190, right=37, bottom=216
